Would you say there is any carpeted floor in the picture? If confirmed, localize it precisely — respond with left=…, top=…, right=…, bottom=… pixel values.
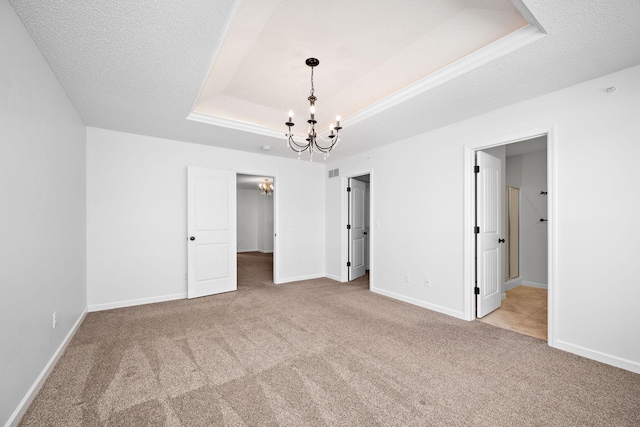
left=20, top=252, right=640, bottom=426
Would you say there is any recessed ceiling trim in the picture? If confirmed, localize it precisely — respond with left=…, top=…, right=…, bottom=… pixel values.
left=186, top=0, right=242, bottom=115
left=187, top=111, right=284, bottom=139
left=511, top=0, right=547, bottom=34
left=188, top=0, right=546, bottom=138
left=345, top=22, right=546, bottom=129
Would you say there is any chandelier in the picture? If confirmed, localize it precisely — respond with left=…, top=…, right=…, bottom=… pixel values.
left=259, top=179, right=274, bottom=196
left=285, top=58, right=342, bottom=161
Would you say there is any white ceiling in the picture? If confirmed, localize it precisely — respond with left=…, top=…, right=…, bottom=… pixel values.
left=9, top=0, right=640, bottom=162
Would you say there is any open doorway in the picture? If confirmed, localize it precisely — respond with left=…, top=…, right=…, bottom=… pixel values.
left=347, top=174, right=371, bottom=285
left=236, top=174, right=276, bottom=287
left=475, top=136, right=549, bottom=340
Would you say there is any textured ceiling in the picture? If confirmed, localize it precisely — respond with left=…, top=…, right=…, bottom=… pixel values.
left=9, top=0, right=640, bottom=162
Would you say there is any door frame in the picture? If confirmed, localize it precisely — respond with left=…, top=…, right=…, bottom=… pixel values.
left=235, top=170, right=279, bottom=284
left=341, top=169, right=374, bottom=285
left=463, top=125, right=557, bottom=345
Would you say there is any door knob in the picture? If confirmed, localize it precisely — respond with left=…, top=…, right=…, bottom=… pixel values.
left=189, top=236, right=195, bottom=241
left=498, top=238, right=505, bottom=243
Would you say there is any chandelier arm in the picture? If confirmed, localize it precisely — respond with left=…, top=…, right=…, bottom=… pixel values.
left=313, top=142, right=336, bottom=153
left=312, top=133, right=339, bottom=152
left=287, top=135, right=311, bottom=152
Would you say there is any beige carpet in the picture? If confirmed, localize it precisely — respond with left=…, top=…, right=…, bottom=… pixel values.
left=20, top=252, right=640, bottom=426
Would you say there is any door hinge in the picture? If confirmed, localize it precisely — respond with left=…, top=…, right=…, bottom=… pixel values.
left=347, top=187, right=351, bottom=192
left=347, top=262, right=351, bottom=267
left=474, top=165, right=480, bottom=173
left=474, top=287, right=480, bottom=295
left=347, top=224, right=351, bottom=230
left=474, top=226, right=480, bottom=234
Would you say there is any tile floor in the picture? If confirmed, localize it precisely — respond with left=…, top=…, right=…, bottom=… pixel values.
left=478, top=285, right=547, bottom=340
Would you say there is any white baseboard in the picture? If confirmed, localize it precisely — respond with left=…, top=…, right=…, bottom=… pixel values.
left=275, top=273, right=325, bottom=284
left=325, top=273, right=343, bottom=282
left=504, top=278, right=522, bottom=291
left=553, top=340, right=640, bottom=374
left=88, top=293, right=186, bottom=312
left=5, top=308, right=87, bottom=427
left=522, top=281, right=548, bottom=289
left=237, top=249, right=274, bottom=254
left=370, top=287, right=466, bottom=320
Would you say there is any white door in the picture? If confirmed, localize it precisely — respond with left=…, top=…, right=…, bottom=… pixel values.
left=476, top=151, right=503, bottom=317
left=348, top=178, right=367, bottom=281
left=187, top=166, right=237, bottom=299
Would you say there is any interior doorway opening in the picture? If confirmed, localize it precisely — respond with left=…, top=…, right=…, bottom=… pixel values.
left=347, top=174, right=371, bottom=284
left=474, top=136, right=549, bottom=340
left=236, top=173, right=276, bottom=285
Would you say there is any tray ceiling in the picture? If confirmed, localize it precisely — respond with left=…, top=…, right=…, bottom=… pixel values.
left=8, top=0, right=640, bottom=161
left=191, top=0, right=535, bottom=137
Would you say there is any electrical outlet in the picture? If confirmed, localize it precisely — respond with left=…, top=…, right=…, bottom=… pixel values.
left=404, top=273, right=411, bottom=283
left=52, top=311, right=57, bottom=329
left=424, top=277, right=431, bottom=287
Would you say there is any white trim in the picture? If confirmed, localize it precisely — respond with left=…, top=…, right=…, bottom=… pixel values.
left=88, top=293, right=186, bottom=312
left=187, top=0, right=242, bottom=113
left=511, top=0, right=547, bottom=33
left=370, top=287, right=466, bottom=320
left=325, top=273, right=343, bottom=282
left=463, top=147, right=475, bottom=321
left=275, top=273, right=325, bottom=284
left=521, top=281, right=547, bottom=289
left=5, top=308, right=87, bottom=427
left=237, top=249, right=274, bottom=254
left=504, top=277, right=522, bottom=291
left=186, top=112, right=284, bottom=139
left=344, top=23, right=545, bottom=130
left=554, top=340, right=640, bottom=374
left=546, top=127, right=558, bottom=346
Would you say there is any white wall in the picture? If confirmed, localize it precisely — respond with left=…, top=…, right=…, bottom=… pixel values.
left=326, top=64, right=640, bottom=372
left=0, top=2, right=87, bottom=425
left=257, top=192, right=274, bottom=253
left=237, top=188, right=274, bottom=253
left=506, top=150, right=548, bottom=287
left=87, top=128, right=324, bottom=310
left=237, top=189, right=259, bottom=252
